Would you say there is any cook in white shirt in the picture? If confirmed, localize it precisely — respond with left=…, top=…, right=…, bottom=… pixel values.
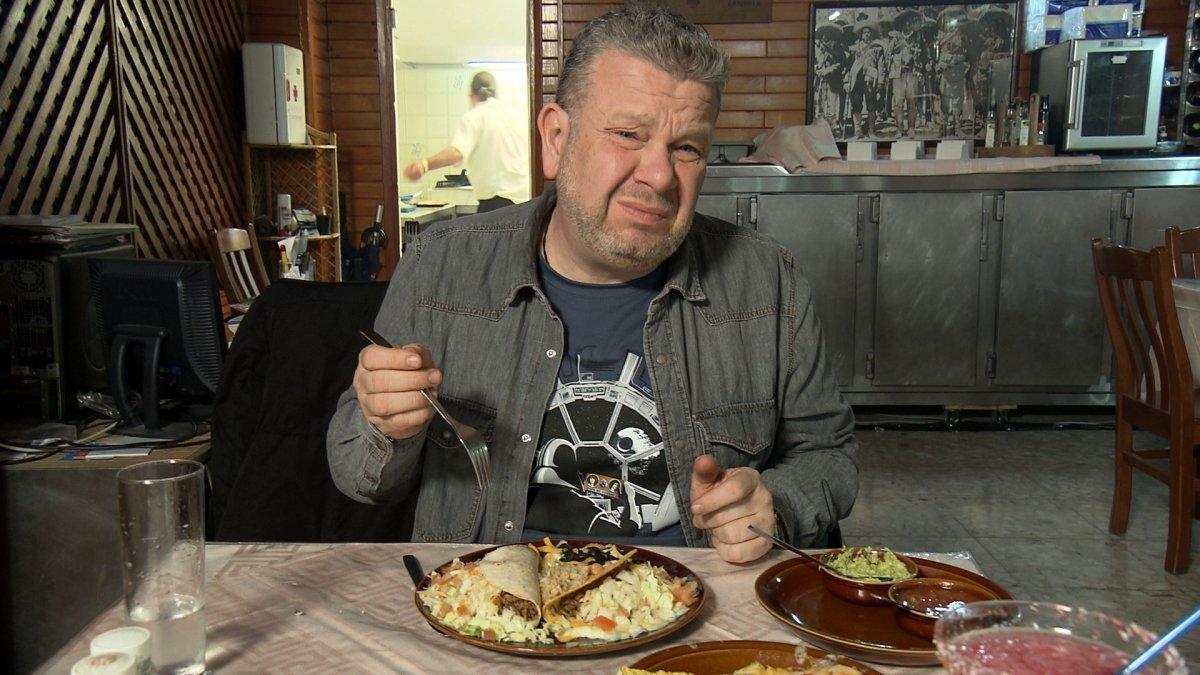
left=403, top=71, right=531, bottom=213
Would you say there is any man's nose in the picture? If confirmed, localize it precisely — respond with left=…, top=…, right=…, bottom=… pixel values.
left=633, top=143, right=677, bottom=195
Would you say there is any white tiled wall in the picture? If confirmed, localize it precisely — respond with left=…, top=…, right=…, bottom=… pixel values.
left=395, top=65, right=531, bottom=200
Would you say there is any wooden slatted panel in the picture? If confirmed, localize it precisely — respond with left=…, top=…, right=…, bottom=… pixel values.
left=114, top=0, right=243, bottom=259
left=246, top=0, right=302, bottom=47
left=326, top=0, right=388, bottom=244
left=1, top=0, right=125, bottom=223
left=308, top=0, right=332, bottom=130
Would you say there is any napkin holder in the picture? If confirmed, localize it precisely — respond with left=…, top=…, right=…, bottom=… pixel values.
left=890, top=140, right=925, bottom=160
left=846, top=141, right=878, bottom=161
left=936, top=140, right=974, bottom=160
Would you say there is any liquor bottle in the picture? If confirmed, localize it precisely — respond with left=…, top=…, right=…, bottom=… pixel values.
left=1036, top=97, right=1050, bottom=145
left=1019, top=100, right=1031, bottom=145
left=1008, top=100, right=1021, bottom=147
left=985, top=106, right=997, bottom=147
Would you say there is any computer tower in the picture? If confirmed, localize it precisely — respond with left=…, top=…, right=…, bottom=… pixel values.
left=0, top=243, right=135, bottom=420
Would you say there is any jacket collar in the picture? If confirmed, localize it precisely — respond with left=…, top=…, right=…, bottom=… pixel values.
left=503, top=184, right=706, bottom=306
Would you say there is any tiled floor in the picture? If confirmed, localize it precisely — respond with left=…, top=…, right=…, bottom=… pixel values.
left=840, top=426, right=1200, bottom=665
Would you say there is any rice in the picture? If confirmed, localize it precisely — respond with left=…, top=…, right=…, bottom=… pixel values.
left=417, top=560, right=552, bottom=643
left=546, top=562, right=696, bottom=642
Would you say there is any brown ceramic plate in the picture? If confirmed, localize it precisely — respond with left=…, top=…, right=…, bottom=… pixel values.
left=414, top=540, right=706, bottom=657
left=628, top=640, right=883, bottom=674
left=755, top=556, right=1011, bottom=667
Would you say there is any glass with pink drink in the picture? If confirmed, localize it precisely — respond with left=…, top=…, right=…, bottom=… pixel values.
left=934, top=600, right=1187, bottom=675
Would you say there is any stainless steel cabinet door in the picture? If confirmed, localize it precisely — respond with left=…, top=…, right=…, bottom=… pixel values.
left=874, top=193, right=984, bottom=386
left=993, top=190, right=1111, bottom=386
left=757, top=194, right=860, bottom=386
left=695, top=195, right=739, bottom=226
left=1130, top=188, right=1200, bottom=250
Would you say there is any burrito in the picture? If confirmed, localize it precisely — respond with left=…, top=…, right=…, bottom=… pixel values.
left=417, top=544, right=551, bottom=643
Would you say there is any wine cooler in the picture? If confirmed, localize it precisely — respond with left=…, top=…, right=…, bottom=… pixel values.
left=1182, top=0, right=1200, bottom=146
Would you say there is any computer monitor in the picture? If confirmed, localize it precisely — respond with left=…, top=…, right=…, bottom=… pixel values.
left=89, top=258, right=226, bottom=438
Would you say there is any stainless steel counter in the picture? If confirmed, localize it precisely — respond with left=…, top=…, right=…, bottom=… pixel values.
left=703, top=155, right=1200, bottom=194
left=697, top=155, right=1200, bottom=407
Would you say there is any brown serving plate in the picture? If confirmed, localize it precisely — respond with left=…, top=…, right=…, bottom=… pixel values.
left=413, top=540, right=706, bottom=657
left=629, top=639, right=883, bottom=674
left=755, top=556, right=1011, bottom=667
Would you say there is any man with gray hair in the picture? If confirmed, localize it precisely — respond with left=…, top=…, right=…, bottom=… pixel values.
left=328, top=5, right=858, bottom=563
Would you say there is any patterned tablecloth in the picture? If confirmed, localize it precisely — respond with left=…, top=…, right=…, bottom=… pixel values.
left=38, top=543, right=982, bottom=674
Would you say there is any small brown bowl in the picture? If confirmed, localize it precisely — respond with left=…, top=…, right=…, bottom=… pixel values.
left=888, top=577, right=1002, bottom=639
left=817, top=549, right=920, bottom=606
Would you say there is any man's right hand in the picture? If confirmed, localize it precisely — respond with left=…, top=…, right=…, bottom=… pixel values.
left=353, top=343, right=442, bottom=439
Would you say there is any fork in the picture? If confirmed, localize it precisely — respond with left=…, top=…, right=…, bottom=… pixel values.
left=359, top=329, right=490, bottom=491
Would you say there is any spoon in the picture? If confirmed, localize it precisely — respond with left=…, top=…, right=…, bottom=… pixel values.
left=747, top=524, right=846, bottom=576
left=1117, top=604, right=1200, bottom=674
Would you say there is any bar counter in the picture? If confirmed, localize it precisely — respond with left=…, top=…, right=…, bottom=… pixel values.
left=698, top=154, right=1200, bottom=407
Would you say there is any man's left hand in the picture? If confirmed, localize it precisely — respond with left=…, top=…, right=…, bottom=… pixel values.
left=690, top=454, right=775, bottom=564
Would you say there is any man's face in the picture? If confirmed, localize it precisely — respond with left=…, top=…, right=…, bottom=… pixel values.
left=545, top=51, right=717, bottom=278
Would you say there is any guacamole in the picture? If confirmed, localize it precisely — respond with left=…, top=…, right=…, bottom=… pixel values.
left=825, top=547, right=915, bottom=582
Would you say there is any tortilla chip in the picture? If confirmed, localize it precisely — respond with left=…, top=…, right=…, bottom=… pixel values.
left=539, top=542, right=635, bottom=613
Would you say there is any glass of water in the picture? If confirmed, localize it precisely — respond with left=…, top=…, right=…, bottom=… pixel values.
left=117, top=459, right=206, bottom=674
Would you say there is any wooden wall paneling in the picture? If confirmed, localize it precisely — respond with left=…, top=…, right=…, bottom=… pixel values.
left=2, top=0, right=243, bottom=258
left=246, top=0, right=301, bottom=48
left=542, top=1, right=811, bottom=144
left=117, top=1, right=213, bottom=257
left=8, top=1, right=104, bottom=214
left=323, top=0, right=390, bottom=255
left=1, top=0, right=127, bottom=225
left=113, top=0, right=243, bottom=259
left=1, top=1, right=85, bottom=209
left=309, top=0, right=332, bottom=130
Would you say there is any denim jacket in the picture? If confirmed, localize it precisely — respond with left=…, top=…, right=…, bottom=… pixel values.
left=327, top=187, right=858, bottom=546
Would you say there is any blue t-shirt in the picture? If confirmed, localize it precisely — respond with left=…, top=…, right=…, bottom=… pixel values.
left=523, top=256, right=685, bottom=546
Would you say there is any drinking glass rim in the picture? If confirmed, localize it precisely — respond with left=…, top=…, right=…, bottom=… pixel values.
left=116, top=459, right=205, bottom=485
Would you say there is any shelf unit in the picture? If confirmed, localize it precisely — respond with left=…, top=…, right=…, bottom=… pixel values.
left=242, top=125, right=341, bottom=281
left=1181, top=0, right=1200, bottom=147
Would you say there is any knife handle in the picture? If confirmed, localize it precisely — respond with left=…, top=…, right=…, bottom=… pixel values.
left=403, top=554, right=424, bottom=587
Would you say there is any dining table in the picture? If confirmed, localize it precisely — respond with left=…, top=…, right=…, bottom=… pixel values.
left=36, top=542, right=986, bottom=674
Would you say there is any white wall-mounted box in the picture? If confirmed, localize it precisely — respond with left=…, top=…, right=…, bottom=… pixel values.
left=242, top=43, right=306, bottom=145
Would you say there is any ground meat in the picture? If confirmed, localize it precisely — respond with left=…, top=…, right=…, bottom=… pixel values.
left=557, top=592, right=583, bottom=617
left=494, top=592, right=538, bottom=620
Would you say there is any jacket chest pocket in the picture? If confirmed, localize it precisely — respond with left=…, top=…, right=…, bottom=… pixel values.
left=692, top=401, right=777, bottom=469
left=413, top=397, right=495, bottom=542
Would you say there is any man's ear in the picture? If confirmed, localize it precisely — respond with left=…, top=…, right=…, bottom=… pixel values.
left=537, top=102, right=569, bottom=181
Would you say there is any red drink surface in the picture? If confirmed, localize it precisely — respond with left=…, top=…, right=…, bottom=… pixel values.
left=947, top=627, right=1129, bottom=675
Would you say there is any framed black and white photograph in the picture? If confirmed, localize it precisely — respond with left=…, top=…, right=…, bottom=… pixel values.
left=809, top=0, right=1018, bottom=141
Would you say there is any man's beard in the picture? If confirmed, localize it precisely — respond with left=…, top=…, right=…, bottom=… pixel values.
left=555, top=147, right=689, bottom=273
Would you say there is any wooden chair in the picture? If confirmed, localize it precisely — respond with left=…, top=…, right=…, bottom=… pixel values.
left=208, top=227, right=270, bottom=314
left=1091, top=239, right=1198, bottom=573
left=1166, top=226, right=1200, bottom=279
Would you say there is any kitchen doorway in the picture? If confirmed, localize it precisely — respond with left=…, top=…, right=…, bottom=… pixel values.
left=390, top=0, right=533, bottom=215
